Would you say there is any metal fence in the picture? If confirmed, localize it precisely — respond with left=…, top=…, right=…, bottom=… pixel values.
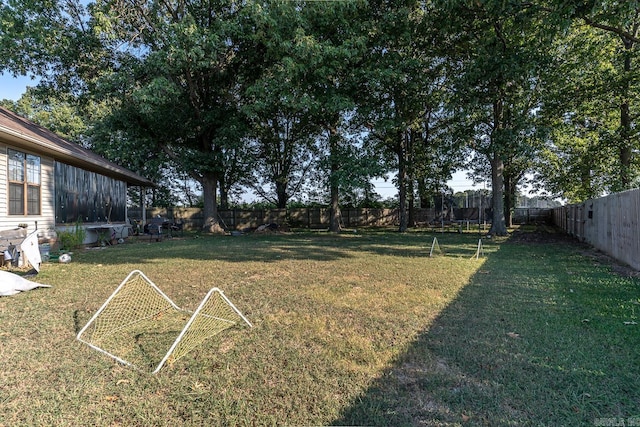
left=552, top=188, right=640, bottom=270
left=512, top=208, right=551, bottom=224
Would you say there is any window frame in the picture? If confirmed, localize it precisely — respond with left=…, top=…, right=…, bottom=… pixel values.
left=7, top=148, right=41, bottom=216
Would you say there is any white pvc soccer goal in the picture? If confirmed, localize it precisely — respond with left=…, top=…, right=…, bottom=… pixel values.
left=77, top=270, right=252, bottom=374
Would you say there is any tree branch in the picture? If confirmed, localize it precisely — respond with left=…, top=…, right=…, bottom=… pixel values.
left=580, top=15, right=640, bottom=45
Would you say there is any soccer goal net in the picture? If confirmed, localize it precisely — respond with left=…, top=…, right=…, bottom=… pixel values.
left=77, top=270, right=252, bottom=374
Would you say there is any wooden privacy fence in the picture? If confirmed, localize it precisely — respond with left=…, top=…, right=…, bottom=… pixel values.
left=129, top=207, right=402, bottom=230
left=129, top=207, right=550, bottom=231
left=552, top=188, right=640, bottom=270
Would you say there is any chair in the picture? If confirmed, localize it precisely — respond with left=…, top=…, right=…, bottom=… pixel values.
left=170, top=219, right=184, bottom=237
left=146, top=217, right=166, bottom=242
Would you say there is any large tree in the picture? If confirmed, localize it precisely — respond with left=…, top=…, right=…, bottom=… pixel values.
left=535, top=2, right=640, bottom=198
left=1, top=0, right=73, bottom=77
left=437, top=0, right=548, bottom=235
left=293, top=0, right=370, bottom=232
left=90, top=0, right=259, bottom=231
left=561, top=1, right=640, bottom=191
left=241, top=1, right=320, bottom=208
left=1, top=88, right=87, bottom=142
left=1, top=0, right=212, bottom=209
left=12, top=0, right=638, bottom=217
left=535, top=24, right=620, bottom=202
left=359, top=0, right=448, bottom=232
left=409, top=92, right=463, bottom=221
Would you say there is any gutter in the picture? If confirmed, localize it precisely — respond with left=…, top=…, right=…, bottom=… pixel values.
left=0, top=125, right=154, bottom=188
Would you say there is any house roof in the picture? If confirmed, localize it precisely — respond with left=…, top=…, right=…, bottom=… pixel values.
left=0, top=107, right=154, bottom=187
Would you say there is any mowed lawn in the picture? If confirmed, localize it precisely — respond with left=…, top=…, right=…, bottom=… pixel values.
left=1, top=227, right=638, bottom=426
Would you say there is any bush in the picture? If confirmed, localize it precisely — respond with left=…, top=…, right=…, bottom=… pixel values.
left=57, top=219, right=86, bottom=250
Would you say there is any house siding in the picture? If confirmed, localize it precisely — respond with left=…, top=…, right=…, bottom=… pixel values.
left=54, top=162, right=127, bottom=224
left=0, top=143, right=56, bottom=239
left=0, top=107, right=152, bottom=246
left=0, top=144, right=5, bottom=218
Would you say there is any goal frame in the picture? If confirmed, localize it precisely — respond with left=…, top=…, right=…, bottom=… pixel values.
left=76, top=270, right=252, bottom=374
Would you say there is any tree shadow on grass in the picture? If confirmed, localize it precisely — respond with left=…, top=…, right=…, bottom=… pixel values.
left=79, top=231, right=483, bottom=265
left=332, top=237, right=640, bottom=426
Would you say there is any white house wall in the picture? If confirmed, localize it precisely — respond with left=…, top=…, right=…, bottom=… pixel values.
left=0, top=143, right=56, bottom=239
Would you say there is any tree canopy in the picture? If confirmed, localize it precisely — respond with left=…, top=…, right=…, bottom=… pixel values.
left=2, top=0, right=639, bottom=232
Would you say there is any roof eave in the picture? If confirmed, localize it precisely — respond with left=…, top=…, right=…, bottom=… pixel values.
left=0, top=125, right=155, bottom=187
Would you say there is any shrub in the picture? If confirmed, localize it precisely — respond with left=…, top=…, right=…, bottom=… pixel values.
left=57, top=219, right=86, bottom=250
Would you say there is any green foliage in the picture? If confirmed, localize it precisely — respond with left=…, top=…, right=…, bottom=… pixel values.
left=56, top=219, right=86, bottom=250
left=88, top=0, right=256, bottom=224
left=536, top=5, right=640, bottom=198
left=4, top=0, right=640, bottom=213
left=4, top=87, right=87, bottom=142
left=436, top=0, right=553, bottom=234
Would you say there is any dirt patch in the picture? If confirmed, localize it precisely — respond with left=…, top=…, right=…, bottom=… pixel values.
left=577, top=248, right=640, bottom=278
left=508, top=224, right=577, bottom=244
left=509, top=224, right=640, bottom=278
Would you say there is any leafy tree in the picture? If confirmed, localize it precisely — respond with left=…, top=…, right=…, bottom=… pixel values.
left=1, top=87, right=87, bottom=142
left=358, top=0, right=449, bottom=232
left=0, top=1, right=178, bottom=209
left=409, top=98, right=464, bottom=221
left=89, top=0, right=258, bottom=231
left=534, top=24, right=618, bottom=202
left=558, top=1, right=640, bottom=192
left=535, top=123, right=613, bottom=203
left=535, top=3, right=640, bottom=198
left=241, top=1, right=319, bottom=208
left=294, top=0, right=372, bottom=232
left=0, top=0, right=66, bottom=77
left=243, top=105, right=317, bottom=208
left=437, top=0, right=549, bottom=235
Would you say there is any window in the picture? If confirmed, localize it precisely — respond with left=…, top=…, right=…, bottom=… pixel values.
left=7, top=149, right=41, bottom=215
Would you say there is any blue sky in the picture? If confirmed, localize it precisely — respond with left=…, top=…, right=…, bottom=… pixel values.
left=0, top=73, right=40, bottom=101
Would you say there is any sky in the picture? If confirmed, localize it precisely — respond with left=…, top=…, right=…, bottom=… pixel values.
left=1, top=73, right=479, bottom=196
left=372, top=171, right=482, bottom=199
left=0, top=72, right=40, bottom=101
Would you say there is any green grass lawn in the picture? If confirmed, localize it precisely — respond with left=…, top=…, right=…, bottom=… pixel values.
left=1, top=228, right=638, bottom=426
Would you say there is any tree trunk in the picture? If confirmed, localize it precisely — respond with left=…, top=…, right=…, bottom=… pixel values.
left=397, top=130, right=409, bottom=232
left=618, top=41, right=633, bottom=191
left=140, top=187, right=146, bottom=225
left=407, top=130, right=415, bottom=228
left=619, top=98, right=632, bottom=190
left=580, top=162, right=592, bottom=198
left=219, top=175, right=229, bottom=211
left=417, top=179, right=431, bottom=208
left=329, top=131, right=341, bottom=232
left=330, top=182, right=341, bottom=232
left=408, top=179, right=415, bottom=228
left=276, top=180, right=288, bottom=209
left=489, top=152, right=508, bottom=236
left=201, top=172, right=224, bottom=233
left=503, top=173, right=513, bottom=228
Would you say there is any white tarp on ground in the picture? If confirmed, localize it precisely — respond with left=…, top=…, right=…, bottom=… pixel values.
left=0, top=270, right=51, bottom=296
